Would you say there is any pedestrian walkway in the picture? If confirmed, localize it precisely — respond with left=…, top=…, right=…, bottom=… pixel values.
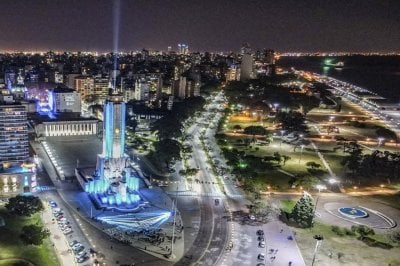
left=264, top=221, right=306, bottom=266
left=41, top=200, right=77, bottom=266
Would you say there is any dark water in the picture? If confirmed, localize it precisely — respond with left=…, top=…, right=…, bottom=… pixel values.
left=277, top=56, right=400, bottom=103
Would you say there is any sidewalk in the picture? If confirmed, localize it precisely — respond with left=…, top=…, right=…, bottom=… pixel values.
left=41, top=202, right=76, bottom=266
left=264, top=220, right=306, bottom=266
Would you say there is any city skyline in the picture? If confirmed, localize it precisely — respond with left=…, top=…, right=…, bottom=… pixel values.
left=1, top=0, right=399, bottom=53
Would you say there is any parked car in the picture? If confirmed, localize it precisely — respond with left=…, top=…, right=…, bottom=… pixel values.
left=258, top=253, right=265, bottom=260
left=76, top=255, right=89, bottom=263
left=257, top=230, right=264, bottom=236
left=73, top=245, right=84, bottom=253
left=69, top=240, right=79, bottom=247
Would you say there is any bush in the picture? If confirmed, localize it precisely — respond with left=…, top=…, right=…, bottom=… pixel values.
left=351, top=225, right=375, bottom=237
left=360, top=236, right=393, bottom=250
left=331, top=225, right=344, bottom=236
left=344, top=228, right=356, bottom=236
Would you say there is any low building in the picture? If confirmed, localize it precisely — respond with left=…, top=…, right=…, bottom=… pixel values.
left=31, top=113, right=100, bottom=138
left=48, top=87, right=81, bottom=113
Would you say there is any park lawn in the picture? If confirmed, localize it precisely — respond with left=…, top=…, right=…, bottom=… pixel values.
left=280, top=199, right=296, bottom=213
left=292, top=222, right=400, bottom=266
left=0, top=207, right=59, bottom=266
left=252, top=170, right=293, bottom=191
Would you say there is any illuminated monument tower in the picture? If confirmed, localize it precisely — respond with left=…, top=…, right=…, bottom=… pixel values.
left=85, top=88, right=141, bottom=209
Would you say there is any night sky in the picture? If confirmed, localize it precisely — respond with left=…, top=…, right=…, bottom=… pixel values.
left=0, top=0, right=399, bottom=52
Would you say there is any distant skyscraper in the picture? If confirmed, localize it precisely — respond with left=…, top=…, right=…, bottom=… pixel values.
left=240, top=43, right=251, bottom=55
left=263, top=49, right=275, bottom=65
left=134, top=79, right=149, bottom=101
left=178, top=43, right=189, bottom=55
left=240, top=53, right=254, bottom=81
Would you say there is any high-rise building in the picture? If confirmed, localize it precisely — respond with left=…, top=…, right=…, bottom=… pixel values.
left=178, top=44, right=189, bottom=55
left=0, top=102, right=29, bottom=166
left=134, top=79, right=149, bottom=101
left=74, top=76, right=94, bottom=102
left=93, top=77, right=110, bottom=103
left=9, top=71, right=27, bottom=100
left=226, top=64, right=241, bottom=82
left=178, top=76, right=187, bottom=98
left=240, top=53, right=254, bottom=81
left=264, top=49, right=275, bottom=65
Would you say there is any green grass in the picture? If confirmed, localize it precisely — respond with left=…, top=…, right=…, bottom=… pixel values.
left=280, top=199, right=296, bottom=213
left=0, top=207, right=59, bottom=266
left=248, top=170, right=293, bottom=191
left=292, top=222, right=400, bottom=266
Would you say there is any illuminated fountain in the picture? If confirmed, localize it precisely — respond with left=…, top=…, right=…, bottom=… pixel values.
left=85, top=88, right=143, bottom=211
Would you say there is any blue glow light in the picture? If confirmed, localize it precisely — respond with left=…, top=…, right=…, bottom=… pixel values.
left=97, top=211, right=171, bottom=230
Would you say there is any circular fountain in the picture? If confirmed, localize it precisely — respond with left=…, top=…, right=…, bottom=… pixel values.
left=338, top=207, right=368, bottom=219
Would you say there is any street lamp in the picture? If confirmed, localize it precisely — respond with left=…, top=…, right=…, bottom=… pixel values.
left=377, top=137, right=384, bottom=147
left=298, top=145, right=305, bottom=164
left=280, top=130, right=285, bottom=149
left=311, top=235, right=324, bottom=266
left=328, top=178, right=337, bottom=184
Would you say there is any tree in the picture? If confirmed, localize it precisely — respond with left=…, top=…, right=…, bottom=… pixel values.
left=243, top=126, right=267, bottom=136
left=275, top=111, right=307, bottom=132
left=290, top=192, right=315, bottom=228
left=250, top=200, right=279, bottom=221
left=291, top=174, right=319, bottom=190
left=351, top=225, right=375, bottom=238
left=306, top=161, right=321, bottom=169
left=126, top=118, right=138, bottom=131
left=150, top=115, right=182, bottom=140
left=153, top=139, right=182, bottom=169
left=341, top=145, right=363, bottom=175
left=375, top=127, right=397, bottom=142
left=282, top=155, right=291, bottom=165
left=233, top=125, right=242, bottom=131
left=299, top=95, right=320, bottom=115
left=5, top=195, right=44, bottom=216
left=20, top=224, right=50, bottom=245
left=273, top=152, right=282, bottom=164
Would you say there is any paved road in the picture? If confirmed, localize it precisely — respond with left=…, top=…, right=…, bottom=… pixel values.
left=186, top=92, right=305, bottom=266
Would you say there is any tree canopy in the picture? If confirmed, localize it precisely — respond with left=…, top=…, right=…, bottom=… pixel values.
left=243, top=126, right=268, bottom=136
left=152, top=139, right=182, bottom=169
left=20, top=224, right=50, bottom=245
left=290, top=192, right=315, bottom=228
left=5, top=195, right=44, bottom=216
left=275, top=111, right=307, bottom=132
